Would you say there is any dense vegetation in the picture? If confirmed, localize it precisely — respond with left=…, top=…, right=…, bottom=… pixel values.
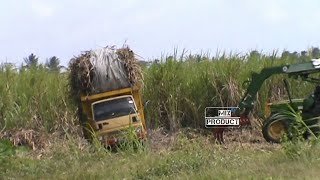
left=143, top=51, right=317, bottom=131
left=1, top=48, right=320, bottom=179
left=1, top=49, right=320, bottom=134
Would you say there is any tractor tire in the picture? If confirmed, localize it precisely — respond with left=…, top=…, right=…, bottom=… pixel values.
left=311, top=102, right=320, bottom=137
left=302, top=99, right=320, bottom=139
left=303, top=115, right=320, bottom=139
left=262, top=116, right=290, bottom=143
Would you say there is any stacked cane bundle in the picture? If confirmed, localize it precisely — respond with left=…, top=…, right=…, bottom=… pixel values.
left=68, top=45, right=143, bottom=102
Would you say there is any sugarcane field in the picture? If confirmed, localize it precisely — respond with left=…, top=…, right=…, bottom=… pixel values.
left=2, top=1, right=320, bottom=180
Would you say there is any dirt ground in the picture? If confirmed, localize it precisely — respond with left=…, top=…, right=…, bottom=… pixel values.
left=1, top=125, right=281, bottom=155
left=147, top=127, right=281, bottom=152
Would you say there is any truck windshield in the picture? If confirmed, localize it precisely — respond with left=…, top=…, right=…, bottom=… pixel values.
left=93, top=97, right=137, bottom=121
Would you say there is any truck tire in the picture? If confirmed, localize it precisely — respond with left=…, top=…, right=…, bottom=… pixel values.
left=82, top=125, right=93, bottom=143
left=262, top=116, right=290, bottom=143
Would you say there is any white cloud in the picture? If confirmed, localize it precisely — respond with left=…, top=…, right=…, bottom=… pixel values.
left=30, top=0, right=55, bottom=17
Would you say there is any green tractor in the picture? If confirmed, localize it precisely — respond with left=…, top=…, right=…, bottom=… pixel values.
left=262, top=84, right=320, bottom=143
left=213, top=59, right=320, bottom=143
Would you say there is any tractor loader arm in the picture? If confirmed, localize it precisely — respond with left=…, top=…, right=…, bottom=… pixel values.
left=236, top=60, right=320, bottom=118
left=213, top=59, right=320, bottom=143
left=236, top=66, right=284, bottom=117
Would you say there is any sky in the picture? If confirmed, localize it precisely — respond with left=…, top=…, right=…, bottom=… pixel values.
left=1, top=0, right=320, bottom=66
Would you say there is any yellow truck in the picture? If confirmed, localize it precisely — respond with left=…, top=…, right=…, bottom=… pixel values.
left=79, top=84, right=147, bottom=147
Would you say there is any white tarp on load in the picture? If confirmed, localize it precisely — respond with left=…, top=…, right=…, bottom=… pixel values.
left=89, top=48, right=131, bottom=93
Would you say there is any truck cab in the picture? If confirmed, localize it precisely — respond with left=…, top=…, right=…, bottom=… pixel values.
left=79, top=85, right=147, bottom=147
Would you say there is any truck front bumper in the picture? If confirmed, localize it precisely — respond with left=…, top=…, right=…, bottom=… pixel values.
left=99, top=128, right=147, bottom=146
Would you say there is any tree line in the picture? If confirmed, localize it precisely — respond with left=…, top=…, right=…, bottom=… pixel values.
left=2, top=47, right=320, bottom=71
left=21, top=53, right=66, bottom=72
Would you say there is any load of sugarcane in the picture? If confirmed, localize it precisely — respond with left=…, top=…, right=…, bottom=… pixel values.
left=68, top=45, right=144, bottom=103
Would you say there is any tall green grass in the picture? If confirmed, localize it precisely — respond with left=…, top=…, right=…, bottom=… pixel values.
left=143, top=51, right=317, bottom=131
left=0, top=65, right=77, bottom=135
left=1, top=50, right=320, bottom=179
left=0, top=50, right=318, bottom=137
left=2, top=132, right=320, bottom=180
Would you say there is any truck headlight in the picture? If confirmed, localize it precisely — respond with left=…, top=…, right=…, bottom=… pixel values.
left=136, top=127, right=142, bottom=133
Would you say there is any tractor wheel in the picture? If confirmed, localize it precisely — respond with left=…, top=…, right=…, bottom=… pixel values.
left=262, top=117, right=289, bottom=143
left=303, top=117, right=320, bottom=139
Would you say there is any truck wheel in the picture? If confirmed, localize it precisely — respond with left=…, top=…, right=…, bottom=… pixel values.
left=82, top=125, right=93, bottom=143
left=262, top=117, right=289, bottom=143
